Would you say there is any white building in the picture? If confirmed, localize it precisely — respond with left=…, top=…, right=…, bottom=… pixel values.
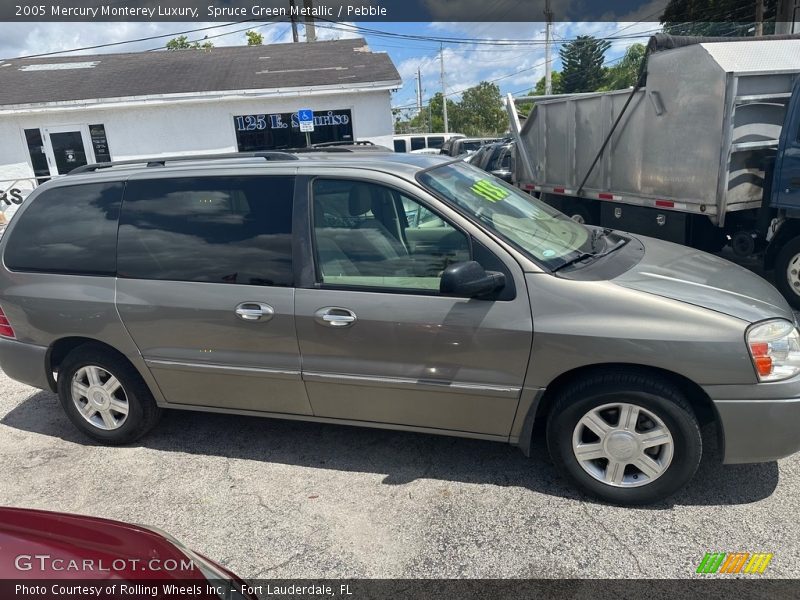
left=0, top=38, right=401, bottom=207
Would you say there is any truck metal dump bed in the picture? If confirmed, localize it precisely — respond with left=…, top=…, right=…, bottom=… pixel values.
left=517, top=38, right=800, bottom=223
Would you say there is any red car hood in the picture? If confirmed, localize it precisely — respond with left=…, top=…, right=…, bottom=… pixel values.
left=0, top=507, right=202, bottom=580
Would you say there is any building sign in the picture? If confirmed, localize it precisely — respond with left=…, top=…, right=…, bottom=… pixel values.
left=88, top=124, right=111, bottom=162
left=233, top=109, right=353, bottom=151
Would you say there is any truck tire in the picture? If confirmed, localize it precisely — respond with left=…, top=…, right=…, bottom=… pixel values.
left=773, top=236, right=800, bottom=309
left=546, top=371, right=702, bottom=505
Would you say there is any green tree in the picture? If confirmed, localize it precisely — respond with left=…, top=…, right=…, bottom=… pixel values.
left=394, top=84, right=507, bottom=136
left=421, top=92, right=459, bottom=133
left=531, top=71, right=563, bottom=95
left=453, top=82, right=506, bottom=136
left=559, top=35, right=610, bottom=93
left=246, top=30, right=264, bottom=45
left=166, top=35, right=214, bottom=50
left=600, top=43, right=646, bottom=90
left=660, top=0, right=777, bottom=36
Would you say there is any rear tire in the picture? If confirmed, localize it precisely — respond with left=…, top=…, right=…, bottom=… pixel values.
left=546, top=371, right=702, bottom=505
left=773, top=236, right=800, bottom=309
left=57, top=345, right=162, bottom=444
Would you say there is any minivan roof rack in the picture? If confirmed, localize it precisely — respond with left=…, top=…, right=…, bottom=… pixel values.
left=67, top=151, right=299, bottom=175
left=292, top=141, right=391, bottom=152
left=310, top=140, right=376, bottom=147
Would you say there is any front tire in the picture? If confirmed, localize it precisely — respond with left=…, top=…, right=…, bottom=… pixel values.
left=57, top=345, right=162, bottom=444
left=773, top=236, right=800, bottom=309
left=546, top=371, right=702, bottom=505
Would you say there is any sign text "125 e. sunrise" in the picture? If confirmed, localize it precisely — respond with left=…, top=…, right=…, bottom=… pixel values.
left=235, top=111, right=350, bottom=132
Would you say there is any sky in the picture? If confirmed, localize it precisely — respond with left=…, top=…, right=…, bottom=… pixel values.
left=0, top=20, right=660, bottom=114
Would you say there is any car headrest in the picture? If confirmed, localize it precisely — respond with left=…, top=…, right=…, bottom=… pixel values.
left=348, top=184, right=373, bottom=216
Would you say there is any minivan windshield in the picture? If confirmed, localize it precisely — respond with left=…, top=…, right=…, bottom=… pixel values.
left=418, top=162, right=593, bottom=270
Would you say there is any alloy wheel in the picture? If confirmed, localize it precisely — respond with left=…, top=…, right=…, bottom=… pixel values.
left=571, top=402, right=674, bottom=488
left=71, top=365, right=129, bottom=431
left=785, top=253, right=800, bottom=297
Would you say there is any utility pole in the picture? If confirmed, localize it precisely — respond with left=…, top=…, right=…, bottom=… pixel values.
left=774, top=0, right=797, bottom=34
left=289, top=0, right=299, bottom=42
left=440, top=43, right=449, bottom=134
left=544, top=0, right=553, bottom=94
left=755, top=0, right=765, bottom=35
left=303, top=0, right=316, bottom=42
left=416, top=67, right=423, bottom=125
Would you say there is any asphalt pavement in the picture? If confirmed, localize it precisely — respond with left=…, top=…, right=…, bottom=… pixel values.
left=0, top=372, right=798, bottom=579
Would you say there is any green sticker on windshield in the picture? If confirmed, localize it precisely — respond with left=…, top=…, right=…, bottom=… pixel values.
left=471, top=179, right=509, bottom=203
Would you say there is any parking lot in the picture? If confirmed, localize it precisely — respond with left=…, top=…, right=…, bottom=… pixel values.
left=1, top=368, right=799, bottom=579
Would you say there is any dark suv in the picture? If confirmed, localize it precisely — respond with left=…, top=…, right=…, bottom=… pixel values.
left=440, top=137, right=501, bottom=157
left=470, top=140, right=515, bottom=183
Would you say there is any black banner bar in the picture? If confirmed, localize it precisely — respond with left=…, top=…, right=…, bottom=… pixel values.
left=0, top=0, right=771, bottom=23
left=2, top=579, right=800, bottom=600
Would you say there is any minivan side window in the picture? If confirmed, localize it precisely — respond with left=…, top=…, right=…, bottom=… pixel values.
left=427, top=136, right=445, bottom=149
left=5, top=182, right=123, bottom=275
left=393, top=139, right=407, bottom=153
left=410, top=137, right=426, bottom=150
left=117, top=176, right=293, bottom=286
left=311, top=179, right=470, bottom=291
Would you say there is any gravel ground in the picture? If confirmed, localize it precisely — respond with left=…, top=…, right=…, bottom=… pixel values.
left=0, top=371, right=798, bottom=579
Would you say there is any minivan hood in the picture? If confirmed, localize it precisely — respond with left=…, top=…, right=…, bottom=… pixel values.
left=613, top=235, right=794, bottom=323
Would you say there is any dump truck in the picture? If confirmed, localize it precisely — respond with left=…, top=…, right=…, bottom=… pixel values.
left=507, top=34, right=800, bottom=307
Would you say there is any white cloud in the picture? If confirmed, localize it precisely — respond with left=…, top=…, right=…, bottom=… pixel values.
left=0, top=21, right=296, bottom=59
left=310, top=21, right=362, bottom=41
left=392, top=19, right=658, bottom=110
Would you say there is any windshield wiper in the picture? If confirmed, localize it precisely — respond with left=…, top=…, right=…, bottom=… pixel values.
left=552, top=236, right=628, bottom=272
left=590, top=227, right=615, bottom=251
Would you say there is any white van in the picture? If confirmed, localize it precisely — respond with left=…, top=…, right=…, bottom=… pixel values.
left=393, top=133, right=463, bottom=153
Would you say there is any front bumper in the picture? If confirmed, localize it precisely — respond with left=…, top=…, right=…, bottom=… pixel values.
left=705, top=378, right=800, bottom=464
left=0, top=337, right=50, bottom=391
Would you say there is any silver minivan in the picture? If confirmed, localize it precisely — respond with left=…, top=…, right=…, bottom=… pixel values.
left=1, top=152, right=799, bottom=505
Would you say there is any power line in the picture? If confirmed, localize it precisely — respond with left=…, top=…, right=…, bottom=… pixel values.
left=313, top=19, right=658, bottom=47
left=0, top=20, right=260, bottom=62
left=389, top=16, right=664, bottom=108
left=143, top=21, right=282, bottom=51
left=394, top=43, right=635, bottom=113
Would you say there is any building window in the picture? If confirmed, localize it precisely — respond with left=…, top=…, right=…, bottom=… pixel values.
left=234, top=109, right=353, bottom=151
left=88, top=124, right=111, bottom=162
left=23, top=129, right=50, bottom=184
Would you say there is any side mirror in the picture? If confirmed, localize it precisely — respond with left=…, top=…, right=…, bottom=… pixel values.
left=440, top=261, right=506, bottom=298
left=491, top=169, right=513, bottom=183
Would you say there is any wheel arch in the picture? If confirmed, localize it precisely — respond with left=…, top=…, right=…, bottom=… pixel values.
left=46, top=337, right=136, bottom=393
left=516, top=363, right=722, bottom=456
left=764, top=218, right=800, bottom=271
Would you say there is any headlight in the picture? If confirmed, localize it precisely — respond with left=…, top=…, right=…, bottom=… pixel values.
left=746, top=319, right=800, bottom=381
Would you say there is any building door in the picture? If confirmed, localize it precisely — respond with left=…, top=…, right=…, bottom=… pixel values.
left=42, top=125, right=94, bottom=175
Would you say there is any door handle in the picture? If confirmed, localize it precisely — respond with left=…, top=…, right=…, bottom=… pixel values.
left=315, top=307, right=357, bottom=328
left=235, top=302, right=274, bottom=322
